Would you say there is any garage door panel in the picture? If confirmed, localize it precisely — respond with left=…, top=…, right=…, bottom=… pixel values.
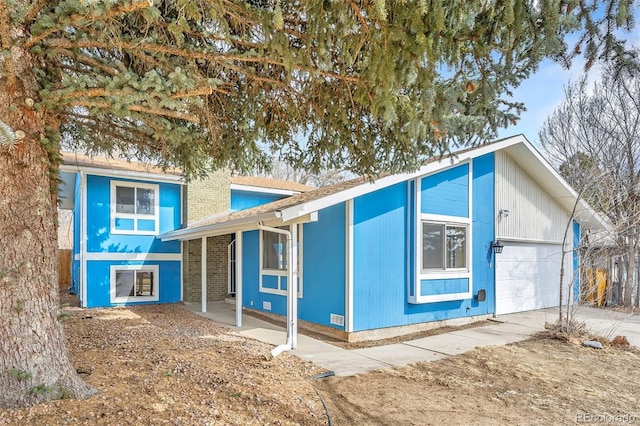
left=495, top=242, right=571, bottom=315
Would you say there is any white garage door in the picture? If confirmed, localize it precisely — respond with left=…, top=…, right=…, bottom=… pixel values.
left=495, top=242, right=571, bottom=315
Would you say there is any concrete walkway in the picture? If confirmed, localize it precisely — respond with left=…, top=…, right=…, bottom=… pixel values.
left=184, top=302, right=639, bottom=377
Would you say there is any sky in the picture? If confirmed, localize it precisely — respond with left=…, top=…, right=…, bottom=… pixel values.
left=496, top=56, right=598, bottom=146
left=497, top=17, right=640, bottom=147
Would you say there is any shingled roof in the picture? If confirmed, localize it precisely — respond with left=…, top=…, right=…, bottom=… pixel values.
left=230, top=175, right=314, bottom=193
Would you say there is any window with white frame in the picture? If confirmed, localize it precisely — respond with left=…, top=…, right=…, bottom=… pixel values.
left=262, top=229, right=289, bottom=271
left=110, top=265, right=159, bottom=303
left=110, top=181, right=159, bottom=234
left=260, top=225, right=303, bottom=296
left=422, top=222, right=468, bottom=271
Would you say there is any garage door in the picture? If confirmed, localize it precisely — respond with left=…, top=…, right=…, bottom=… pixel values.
left=495, top=242, right=571, bottom=315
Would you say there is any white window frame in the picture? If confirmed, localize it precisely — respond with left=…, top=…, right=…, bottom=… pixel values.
left=259, top=225, right=303, bottom=297
left=421, top=219, right=470, bottom=276
left=110, top=180, right=160, bottom=235
left=409, top=162, right=474, bottom=304
left=110, top=264, right=159, bottom=304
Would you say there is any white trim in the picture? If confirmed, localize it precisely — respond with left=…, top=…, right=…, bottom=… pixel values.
left=80, top=171, right=88, bottom=308
left=74, top=253, right=80, bottom=261
left=231, top=183, right=300, bottom=196
left=59, top=163, right=184, bottom=185
left=258, top=225, right=303, bottom=297
left=180, top=241, right=184, bottom=302
left=235, top=231, right=243, bottom=327
left=110, top=264, right=160, bottom=304
left=345, top=199, right=354, bottom=333
left=420, top=213, right=472, bottom=224
left=413, top=290, right=473, bottom=304
left=410, top=163, right=473, bottom=304
left=201, top=237, right=207, bottom=313
left=495, top=237, right=564, bottom=245
left=84, top=252, right=182, bottom=261
left=110, top=180, right=160, bottom=235
left=160, top=211, right=281, bottom=241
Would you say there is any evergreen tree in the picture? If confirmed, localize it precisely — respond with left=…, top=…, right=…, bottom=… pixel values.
left=0, top=0, right=636, bottom=408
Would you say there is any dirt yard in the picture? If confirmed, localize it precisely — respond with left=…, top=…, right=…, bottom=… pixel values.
left=1, top=295, right=639, bottom=425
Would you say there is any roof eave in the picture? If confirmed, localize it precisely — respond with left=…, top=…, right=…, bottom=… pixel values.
left=159, top=211, right=282, bottom=241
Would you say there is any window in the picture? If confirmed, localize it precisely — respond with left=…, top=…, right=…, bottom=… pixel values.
left=263, top=230, right=288, bottom=270
left=422, top=222, right=468, bottom=271
left=110, top=265, right=159, bottom=303
left=110, top=181, right=159, bottom=234
left=259, top=225, right=303, bottom=297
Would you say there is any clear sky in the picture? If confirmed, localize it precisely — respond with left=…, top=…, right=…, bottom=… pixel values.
left=496, top=56, right=597, bottom=146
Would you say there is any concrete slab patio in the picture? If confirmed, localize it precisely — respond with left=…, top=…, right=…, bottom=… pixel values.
left=184, top=302, right=639, bottom=377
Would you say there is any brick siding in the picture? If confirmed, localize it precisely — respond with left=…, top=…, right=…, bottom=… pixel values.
left=182, top=171, right=233, bottom=302
left=183, top=235, right=233, bottom=302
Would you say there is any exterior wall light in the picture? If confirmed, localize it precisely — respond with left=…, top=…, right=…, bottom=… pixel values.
left=499, top=208, right=511, bottom=217
left=491, top=240, right=504, bottom=254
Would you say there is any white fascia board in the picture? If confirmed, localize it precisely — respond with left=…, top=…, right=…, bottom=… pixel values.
left=59, top=164, right=184, bottom=185
left=279, top=135, right=528, bottom=222
left=231, top=183, right=299, bottom=196
left=159, top=211, right=281, bottom=241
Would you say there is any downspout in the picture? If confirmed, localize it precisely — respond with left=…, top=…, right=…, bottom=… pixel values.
left=258, top=222, right=296, bottom=358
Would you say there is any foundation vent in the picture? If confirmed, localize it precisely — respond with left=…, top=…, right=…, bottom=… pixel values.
left=330, top=314, right=345, bottom=327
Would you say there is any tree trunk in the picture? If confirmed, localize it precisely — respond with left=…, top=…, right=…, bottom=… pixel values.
left=0, top=45, right=96, bottom=408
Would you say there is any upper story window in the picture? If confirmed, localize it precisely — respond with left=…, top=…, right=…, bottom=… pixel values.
left=422, top=221, right=468, bottom=271
left=110, top=181, right=159, bottom=235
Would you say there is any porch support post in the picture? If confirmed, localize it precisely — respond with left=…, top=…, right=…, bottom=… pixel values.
left=201, top=236, right=207, bottom=313
left=235, top=231, right=243, bottom=327
left=291, top=224, right=298, bottom=349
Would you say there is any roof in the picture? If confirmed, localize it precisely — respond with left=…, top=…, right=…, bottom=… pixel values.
left=60, top=152, right=182, bottom=177
left=230, top=175, right=314, bottom=193
left=160, top=135, right=609, bottom=242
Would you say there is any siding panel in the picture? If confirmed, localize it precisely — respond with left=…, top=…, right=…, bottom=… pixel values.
left=421, top=163, right=469, bottom=217
left=495, top=152, right=569, bottom=242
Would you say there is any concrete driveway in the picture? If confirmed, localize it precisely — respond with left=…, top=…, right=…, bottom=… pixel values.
left=187, top=302, right=639, bottom=377
left=497, top=305, right=640, bottom=347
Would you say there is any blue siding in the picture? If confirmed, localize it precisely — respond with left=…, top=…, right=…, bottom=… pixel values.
left=85, top=175, right=181, bottom=254
left=352, top=182, right=409, bottom=331
left=84, top=260, right=181, bottom=307
left=471, top=153, right=495, bottom=315
left=231, top=190, right=284, bottom=211
left=420, top=278, right=469, bottom=296
left=351, top=155, right=495, bottom=331
left=299, top=203, right=346, bottom=329
left=241, top=230, right=288, bottom=315
left=240, top=204, right=347, bottom=330
left=421, top=163, right=469, bottom=217
left=573, top=221, right=581, bottom=302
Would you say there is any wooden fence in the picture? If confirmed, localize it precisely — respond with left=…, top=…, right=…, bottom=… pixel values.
left=58, top=249, right=72, bottom=289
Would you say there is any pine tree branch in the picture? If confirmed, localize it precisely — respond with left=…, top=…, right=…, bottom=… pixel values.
left=0, top=0, right=16, bottom=91
left=25, top=0, right=153, bottom=49
left=58, top=85, right=223, bottom=101
left=347, top=0, right=369, bottom=34
left=45, top=38, right=360, bottom=83
left=69, top=100, right=200, bottom=123
left=24, top=0, right=48, bottom=24
left=58, top=49, right=120, bottom=76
